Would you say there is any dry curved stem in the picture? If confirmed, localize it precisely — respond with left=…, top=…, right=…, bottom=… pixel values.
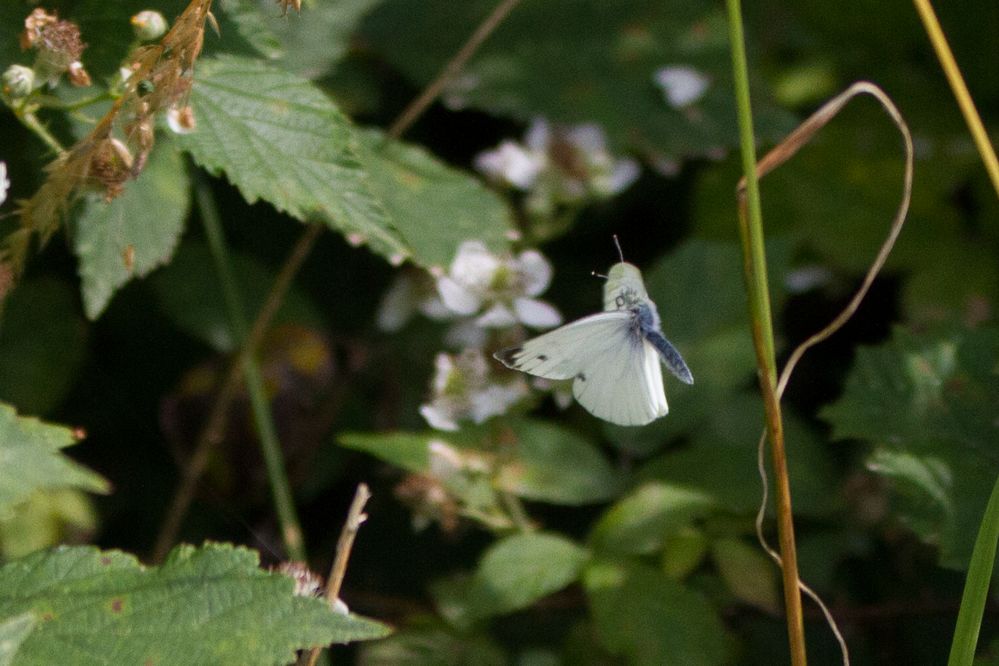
left=745, top=81, right=915, bottom=666
left=152, top=0, right=523, bottom=561
left=302, top=483, right=372, bottom=666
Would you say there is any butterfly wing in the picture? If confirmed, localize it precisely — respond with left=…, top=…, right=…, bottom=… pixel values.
left=571, top=329, right=668, bottom=426
left=494, top=311, right=632, bottom=380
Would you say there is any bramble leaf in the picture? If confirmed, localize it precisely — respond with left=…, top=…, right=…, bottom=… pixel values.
left=0, top=403, right=108, bottom=515
left=822, top=326, right=999, bottom=568
left=0, top=543, right=390, bottom=665
left=72, top=143, right=190, bottom=320
left=176, top=55, right=408, bottom=263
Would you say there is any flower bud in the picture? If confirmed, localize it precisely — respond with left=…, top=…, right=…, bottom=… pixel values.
left=2, top=64, right=35, bottom=99
left=67, top=60, right=91, bottom=87
left=130, top=11, right=167, bottom=42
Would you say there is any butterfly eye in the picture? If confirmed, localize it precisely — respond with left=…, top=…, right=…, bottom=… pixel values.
left=615, top=295, right=626, bottom=308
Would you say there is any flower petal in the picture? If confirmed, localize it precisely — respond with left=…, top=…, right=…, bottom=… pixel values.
left=517, top=249, right=554, bottom=296
left=654, top=65, right=710, bottom=108
left=476, top=302, right=518, bottom=328
left=420, top=403, right=460, bottom=431
left=513, top=298, right=563, bottom=328
left=437, top=276, right=482, bottom=315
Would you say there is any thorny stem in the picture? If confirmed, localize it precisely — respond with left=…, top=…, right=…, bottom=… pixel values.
left=725, top=0, right=807, bottom=664
left=153, top=0, right=523, bottom=560
left=912, top=0, right=999, bottom=201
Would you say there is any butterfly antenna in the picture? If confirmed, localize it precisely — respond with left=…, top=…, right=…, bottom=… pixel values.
left=612, top=235, right=625, bottom=262
left=591, top=270, right=608, bottom=280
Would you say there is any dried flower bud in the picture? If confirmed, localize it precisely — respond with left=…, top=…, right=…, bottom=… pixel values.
left=166, top=106, right=196, bottom=134
left=20, top=8, right=58, bottom=50
left=2, top=64, right=35, bottom=99
left=67, top=60, right=91, bottom=87
left=89, top=138, right=134, bottom=200
left=131, top=10, right=168, bottom=41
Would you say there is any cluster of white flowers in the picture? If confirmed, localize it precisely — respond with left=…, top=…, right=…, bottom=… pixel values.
left=418, top=349, right=529, bottom=431
left=378, top=239, right=567, bottom=431
left=475, top=119, right=640, bottom=218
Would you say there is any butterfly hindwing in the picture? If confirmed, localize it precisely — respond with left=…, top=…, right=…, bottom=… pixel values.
left=571, top=328, right=668, bottom=426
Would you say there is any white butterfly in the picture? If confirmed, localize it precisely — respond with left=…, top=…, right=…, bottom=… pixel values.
left=494, top=244, right=693, bottom=426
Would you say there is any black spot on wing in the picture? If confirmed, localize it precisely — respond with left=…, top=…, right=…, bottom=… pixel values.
left=493, top=347, right=522, bottom=368
left=577, top=372, right=586, bottom=381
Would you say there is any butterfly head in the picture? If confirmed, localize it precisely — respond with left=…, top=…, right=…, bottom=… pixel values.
left=603, top=262, right=650, bottom=311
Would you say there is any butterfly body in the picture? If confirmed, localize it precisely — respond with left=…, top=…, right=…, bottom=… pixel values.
left=495, top=260, right=692, bottom=426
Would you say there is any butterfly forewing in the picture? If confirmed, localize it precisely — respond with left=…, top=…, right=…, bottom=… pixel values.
left=494, top=311, right=632, bottom=380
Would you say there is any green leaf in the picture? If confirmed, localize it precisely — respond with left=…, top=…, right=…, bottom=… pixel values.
left=822, top=325, right=999, bottom=569
left=0, top=613, right=36, bottom=666
left=356, top=128, right=514, bottom=271
left=73, top=143, right=190, bottom=320
left=711, top=537, right=780, bottom=614
left=338, top=431, right=431, bottom=473
left=639, top=392, right=839, bottom=519
left=362, top=0, right=793, bottom=161
left=495, top=419, right=621, bottom=505
left=0, top=279, right=87, bottom=416
left=267, top=0, right=385, bottom=80
left=589, top=483, right=717, bottom=556
left=458, top=532, right=588, bottom=622
left=0, top=403, right=109, bottom=515
left=341, top=419, right=620, bottom=506
left=175, top=55, right=408, bottom=263
left=358, top=620, right=505, bottom=666
left=583, top=559, right=730, bottom=665
left=151, top=240, right=324, bottom=352
left=218, top=0, right=285, bottom=59
left=0, top=489, right=97, bottom=560
left=0, top=543, right=390, bottom=665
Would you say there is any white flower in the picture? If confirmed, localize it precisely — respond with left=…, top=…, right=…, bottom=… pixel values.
left=435, top=241, right=562, bottom=329
left=654, top=66, right=711, bottom=109
left=419, top=349, right=529, bottom=431
left=0, top=162, right=9, bottom=207
left=475, top=118, right=640, bottom=208
left=474, top=140, right=546, bottom=190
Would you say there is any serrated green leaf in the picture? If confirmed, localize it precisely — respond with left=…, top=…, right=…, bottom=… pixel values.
left=0, top=613, right=36, bottom=666
left=496, top=419, right=621, bottom=505
left=0, top=279, right=87, bottom=416
left=150, top=240, right=324, bottom=352
left=175, top=55, right=408, bottom=263
left=583, top=559, right=730, bottom=666
left=0, top=543, right=390, bottom=665
left=461, top=532, right=588, bottom=622
left=362, top=0, right=793, bottom=161
left=356, top=128, right=514, bottom=271
left=0, top=404, right=109, bottom=515
left=711, top=537, right=780, bottom=614
left=822, top=326, right=999, bottom=569
left=589, top=483, right=717, bottom=556
left=73, top=143, right=190, bottom=320
left=267, top=0, right=385, bottom=80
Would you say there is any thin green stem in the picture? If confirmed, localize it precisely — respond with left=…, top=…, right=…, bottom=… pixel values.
left=195, top=175, right=306, bottom=562
left=725, top=1, right=806, bottom=663
left=36, top=89, right=115, bottom=112
left=16, top=110, right=65, bottom=155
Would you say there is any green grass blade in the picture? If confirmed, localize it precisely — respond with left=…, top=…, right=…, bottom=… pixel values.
left=949, top=473, right=999, bottom=665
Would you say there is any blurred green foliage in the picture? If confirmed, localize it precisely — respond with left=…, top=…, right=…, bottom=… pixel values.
left=0, top=0, right=996, bottom=663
